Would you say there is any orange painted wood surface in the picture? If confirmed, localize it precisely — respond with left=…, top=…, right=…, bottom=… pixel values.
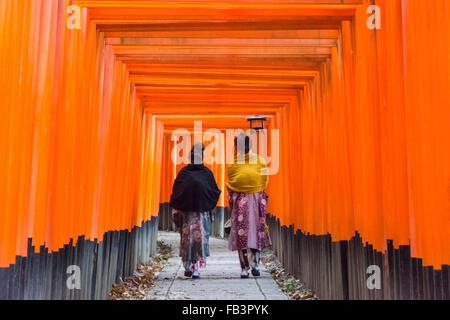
left=0, top=0, right=449, bottom=270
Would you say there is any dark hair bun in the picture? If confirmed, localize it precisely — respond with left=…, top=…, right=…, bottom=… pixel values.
left=234, top=132, right=252, bottom=154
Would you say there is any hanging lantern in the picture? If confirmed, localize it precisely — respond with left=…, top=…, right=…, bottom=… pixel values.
left=246, top=115, right=267, bottom=131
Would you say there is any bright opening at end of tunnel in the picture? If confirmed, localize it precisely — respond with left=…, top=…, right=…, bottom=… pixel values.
left=0, top=0, right=449, bottom=303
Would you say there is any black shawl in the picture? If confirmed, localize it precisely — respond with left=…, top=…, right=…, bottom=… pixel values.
left=169, top=164, right=221, bottom=212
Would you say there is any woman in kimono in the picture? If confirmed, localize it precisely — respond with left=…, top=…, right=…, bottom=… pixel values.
left=170, top=143, right=221, bottom=279
left=226, top=133, right=272, bottom=279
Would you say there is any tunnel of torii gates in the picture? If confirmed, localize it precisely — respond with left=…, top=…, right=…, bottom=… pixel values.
left=0, top=0, right=449, bottom=300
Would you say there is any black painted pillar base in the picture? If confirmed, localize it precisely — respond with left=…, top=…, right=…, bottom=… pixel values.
left=266, top=214, right=450, bottom=300
left=0, top=216, right=159, bottom=300
left=158, top=203, right=230, bottom=239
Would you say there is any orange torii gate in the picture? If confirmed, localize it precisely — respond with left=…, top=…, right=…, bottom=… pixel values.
left=0, top=0, right=449, bottom=300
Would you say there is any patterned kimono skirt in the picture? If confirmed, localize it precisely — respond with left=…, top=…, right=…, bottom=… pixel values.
left=177, top=211, right=212, bottom=272
left=227, top=190, right=272, bottom=270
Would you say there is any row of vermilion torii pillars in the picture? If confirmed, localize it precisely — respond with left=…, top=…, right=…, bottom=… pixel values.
left=0, top=0, right=449, bottom=299
left=153, top=0, right=450, bottom=299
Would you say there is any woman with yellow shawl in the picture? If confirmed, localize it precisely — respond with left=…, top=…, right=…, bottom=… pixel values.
left=226, top=133, right=272, bottom=279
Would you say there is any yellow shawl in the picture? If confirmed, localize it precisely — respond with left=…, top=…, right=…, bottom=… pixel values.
left=226, top=153, right=269, bottom=193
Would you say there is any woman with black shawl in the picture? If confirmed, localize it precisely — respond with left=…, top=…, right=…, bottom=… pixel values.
left=170, top=143, right=221, bottom=279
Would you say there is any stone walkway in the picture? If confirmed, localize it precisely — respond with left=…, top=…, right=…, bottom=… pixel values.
left=146, top=232, right=288, bottom=300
